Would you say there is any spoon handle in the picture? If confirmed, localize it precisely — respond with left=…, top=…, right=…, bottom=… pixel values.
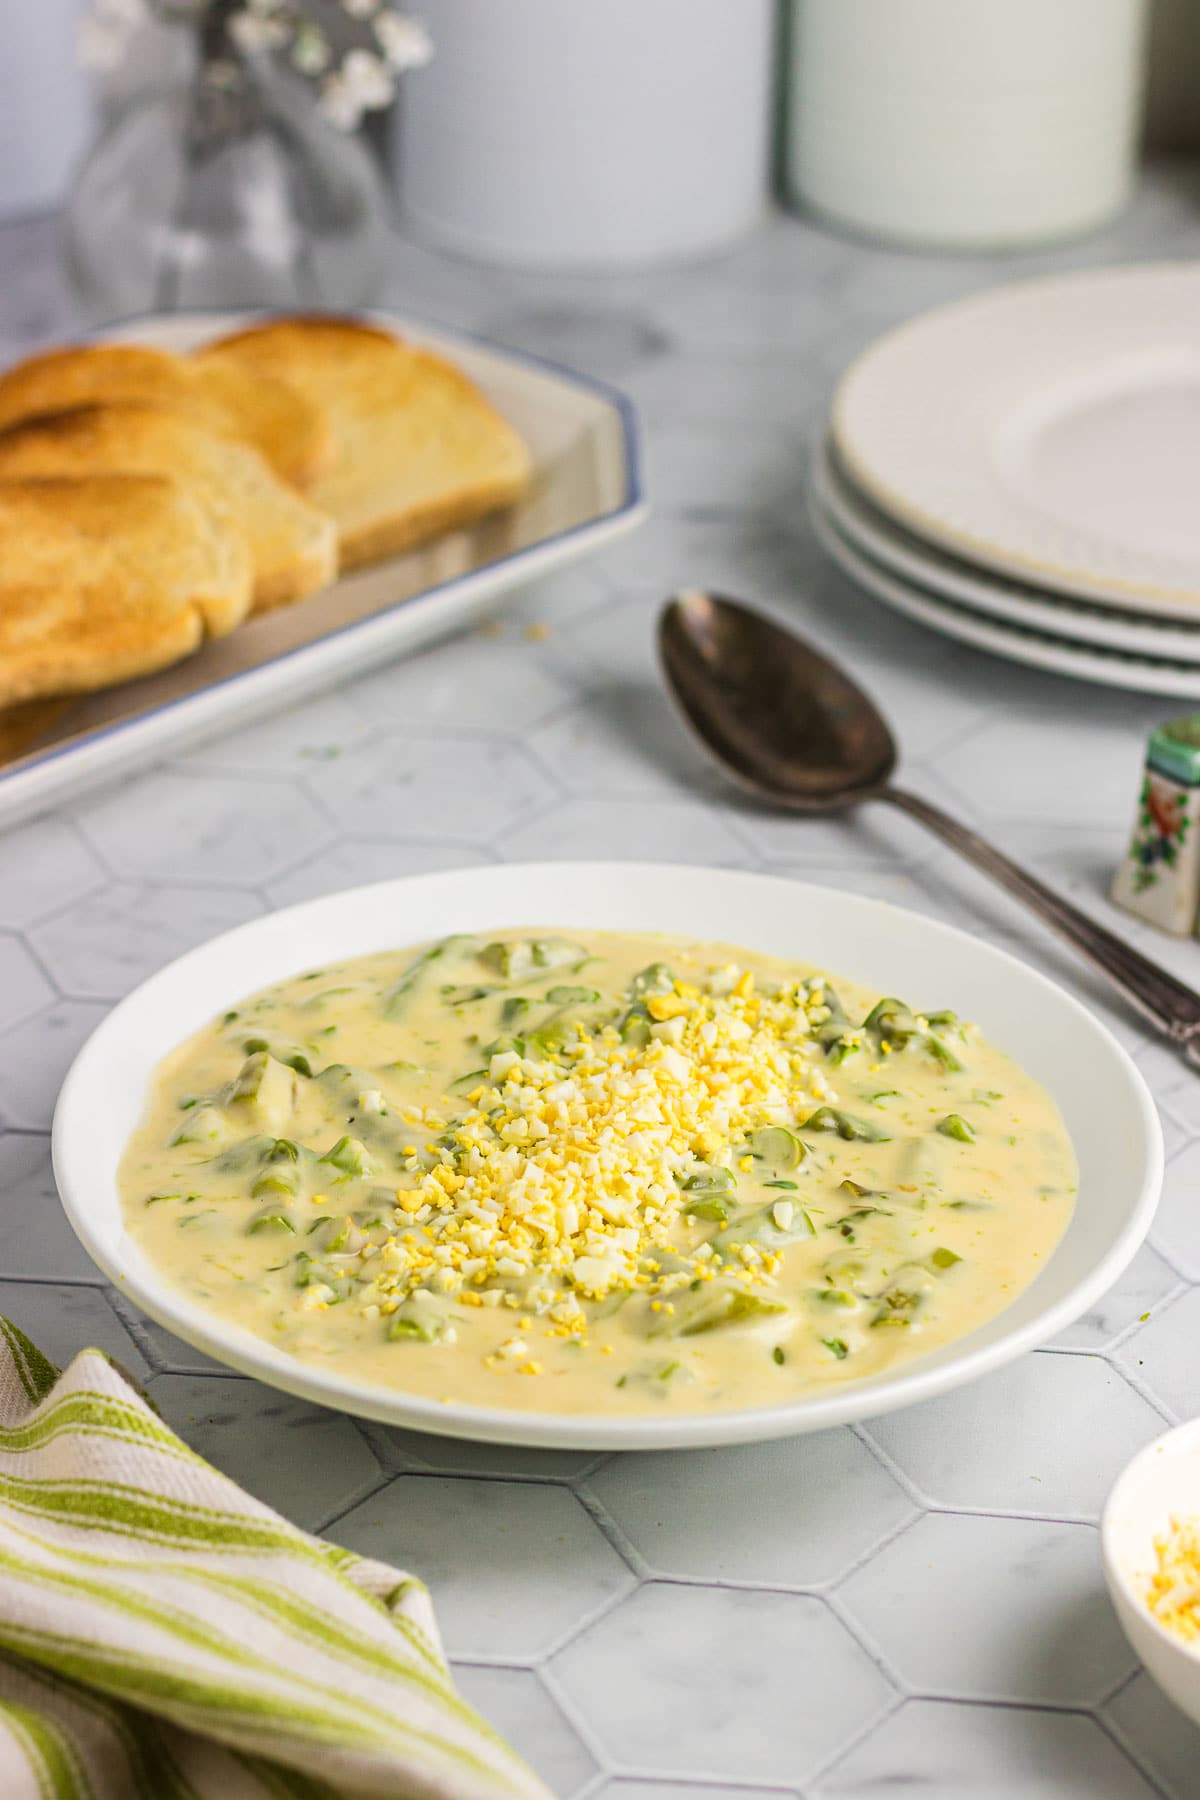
left=883, top=784, right=1200, bottom=1061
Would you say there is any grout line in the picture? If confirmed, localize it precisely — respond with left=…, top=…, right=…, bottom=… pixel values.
left=7, top=929, right=65, bottom=1002
left=572, top=1483, right=649, bottom=1584
left=104, top=1286, right=194, bottom=1373
left=1105, top=1352, right=1181, bottom=1429
left=799, top=1686, right=908, bottom=1795
left=314, top=1467, right=394, bottom=1538
left=0, top=1271, right=107, bottom=1290
left=916, top=1499, right=1107, bottom=1528
left=1099, top=1279, right=1189, bottom=1356
left=535, top=1574, right=640, bottom=1666
left=1094, top=1663, right=1144, bottom=1714
left=357, top=1458, right=605, bottom=1490
left=570, top=1771, right=607, bottom=1800
left=853, top=1424, right=935, bottom=1511
left=528, top=1662, right=613, bottom=1770
left=823, top=1502, right=923, bottom=1599
left=145, top=1365, right=250, bottom=1382
left=850, top=1421, right=928, bottom=1509
left=567, top=1452, right=614, bottom=1488
left=1091, top=1709, right=1174, bottom=1800
left=820, top=1586, right=908, bottom=1695
left=1146, top=1230, right=1200, bottom=1290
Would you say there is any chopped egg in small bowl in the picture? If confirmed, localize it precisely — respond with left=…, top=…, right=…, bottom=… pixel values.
left=1103, top=1419, right=1200, bottom=1726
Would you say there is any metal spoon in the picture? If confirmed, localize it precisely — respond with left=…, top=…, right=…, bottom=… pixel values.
left=659, top=588, right=1200, bottom=1066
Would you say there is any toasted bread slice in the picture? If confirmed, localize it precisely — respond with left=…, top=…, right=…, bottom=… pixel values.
left=0, top=475, right=253, bottom=709
left=190, top=355, right=335, bottom=488
left=197, top=316, right=532, bottom=571
left=0, top=345, right=193, bottom=430
left=0, top=343, right=333, bottom=488
left=0, top=404, right=337, bottom=614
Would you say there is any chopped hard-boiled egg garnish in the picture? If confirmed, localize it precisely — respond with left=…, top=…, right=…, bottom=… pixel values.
left=1146, top=1516, right=1200, bottom=1642
left=352, top=969, right=836, bottom=1314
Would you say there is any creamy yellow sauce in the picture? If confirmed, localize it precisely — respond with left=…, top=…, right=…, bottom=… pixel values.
left=118, top=929, right=1076, bottom=1416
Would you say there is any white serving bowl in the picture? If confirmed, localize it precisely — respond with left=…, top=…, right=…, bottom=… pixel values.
left=1104, top=1420, right=1200, bottom=1726
left=52, top=862, right=1163, bottom=1452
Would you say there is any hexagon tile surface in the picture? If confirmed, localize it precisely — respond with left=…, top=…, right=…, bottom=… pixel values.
left=838, top=1512, right=1134, bottom=1706
left=3, top=179, right=1200, bottom=1796
left=812, top=1701, right=1158, bottom=1799
left=551, top=1581, right=894, bottom=1784
left=145, top=1373, right=382, bottom=1532
left=585, top=1431, right=915, bottom=1587
left=332, top=1476, right=635, bottom=1659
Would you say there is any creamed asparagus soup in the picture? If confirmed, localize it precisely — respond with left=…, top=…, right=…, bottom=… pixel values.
left=119, top=930, right=1076, bottom=1414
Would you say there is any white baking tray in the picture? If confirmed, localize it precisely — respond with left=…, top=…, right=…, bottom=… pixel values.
left=0, top=309, right=645, bottom=829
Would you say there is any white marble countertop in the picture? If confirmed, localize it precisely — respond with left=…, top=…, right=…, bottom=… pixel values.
left=4, top=167, right=1200, bottom=1797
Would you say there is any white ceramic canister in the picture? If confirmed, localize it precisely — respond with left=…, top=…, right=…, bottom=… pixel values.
left=392, top=0, right=774, bottom=269
left=785, top=0, right=1149, bottom=251
left=0, top=0, right=96, bottom=223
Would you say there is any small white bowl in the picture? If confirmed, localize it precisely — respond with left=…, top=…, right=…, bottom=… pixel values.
left=52, top=861, right=1163, bottom=1451
left=1104, top=1420, right=1200, bottom=1726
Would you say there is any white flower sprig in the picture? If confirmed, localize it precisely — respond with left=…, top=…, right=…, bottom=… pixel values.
left=77, top=0, right=149, bottom=69
left=230, top=1, right=433, bottom=128
left=79, top=0, right=432, bottom=130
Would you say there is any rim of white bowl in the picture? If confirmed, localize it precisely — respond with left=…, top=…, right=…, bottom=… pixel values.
left=1102, top=1417, right=1200, bottom=1660
left=51, top=863, right=1164, bottom=1451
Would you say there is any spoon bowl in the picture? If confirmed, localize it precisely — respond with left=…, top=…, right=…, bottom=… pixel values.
left=659, top=589, right=896, bottom=810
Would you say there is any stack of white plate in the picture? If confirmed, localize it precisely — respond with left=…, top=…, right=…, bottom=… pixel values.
left=810, top=263, right=1200, bottom=696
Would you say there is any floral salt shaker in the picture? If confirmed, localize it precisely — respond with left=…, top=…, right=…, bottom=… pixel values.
left=1112, top=717, right=1200, bottom=935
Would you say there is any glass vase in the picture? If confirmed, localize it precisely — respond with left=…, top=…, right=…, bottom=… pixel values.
left=66, top=0, right=390, bottom=321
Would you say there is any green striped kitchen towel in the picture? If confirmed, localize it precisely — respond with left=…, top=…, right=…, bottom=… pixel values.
left=0, top=1315, right=549, bottom=1800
